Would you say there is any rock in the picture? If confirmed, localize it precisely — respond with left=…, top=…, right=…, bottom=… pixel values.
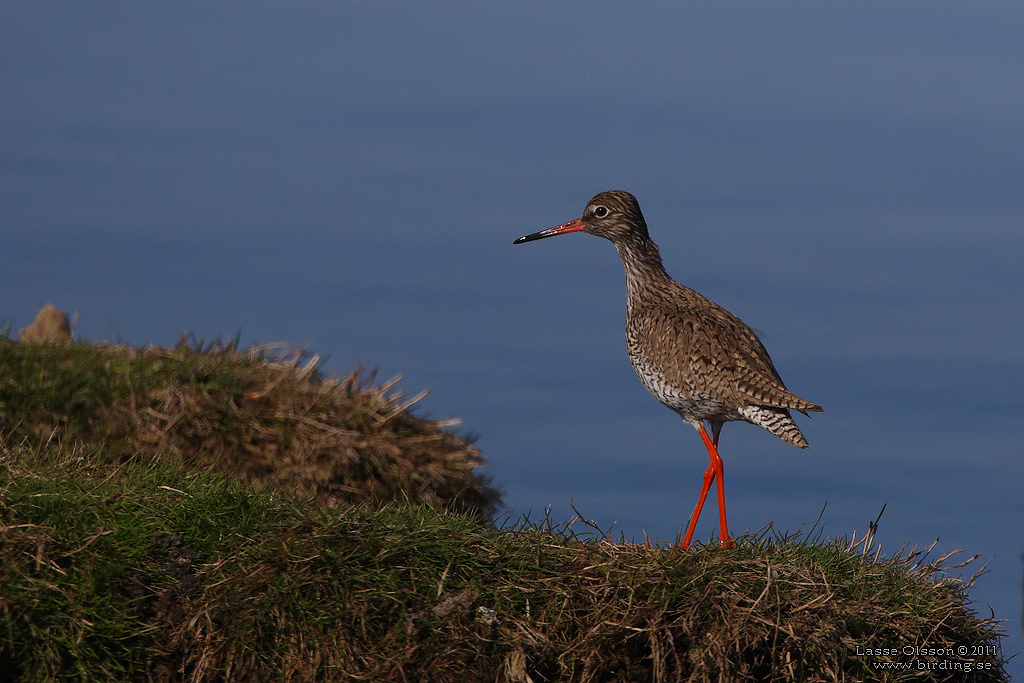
left=19, top=304, right=72, bottom=345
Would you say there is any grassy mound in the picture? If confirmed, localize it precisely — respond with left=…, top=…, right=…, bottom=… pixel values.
left=0, top=335, right=1008, bottom=681
left=0, top=336, right=499, bottom=516
left=0, top=444, right=1007, bottom=682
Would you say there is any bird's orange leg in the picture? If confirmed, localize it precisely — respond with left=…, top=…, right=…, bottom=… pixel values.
left=679, top=459, right=716, bottom=549
left=679, top=424, right=734, bottom=549
left=698, top=425, right=734, bottom=548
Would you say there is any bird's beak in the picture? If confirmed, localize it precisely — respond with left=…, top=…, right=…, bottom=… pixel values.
left=513, top=218, right=585, bottom=245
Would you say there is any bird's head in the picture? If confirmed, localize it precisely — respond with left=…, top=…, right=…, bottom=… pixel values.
left=514, top=190, right=650, bottom=246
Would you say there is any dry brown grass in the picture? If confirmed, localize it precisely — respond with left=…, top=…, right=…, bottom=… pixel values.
left=0, top=336, right=499, bottom=516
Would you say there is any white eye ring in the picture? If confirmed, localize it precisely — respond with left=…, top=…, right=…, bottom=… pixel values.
left=593, top=205, right=609, bottom=218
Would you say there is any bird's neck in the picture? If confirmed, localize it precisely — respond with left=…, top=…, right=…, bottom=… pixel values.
left=613, top=235, right=675, bottom=304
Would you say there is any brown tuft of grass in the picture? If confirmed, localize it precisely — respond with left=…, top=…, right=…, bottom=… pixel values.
left=0, top=335, right=499, bottom=516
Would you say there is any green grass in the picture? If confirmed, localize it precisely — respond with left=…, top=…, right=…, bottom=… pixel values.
left=0, top=335, right=1009, bottom=681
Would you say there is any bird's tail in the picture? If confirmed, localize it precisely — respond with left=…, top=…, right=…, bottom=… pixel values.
left=740, top=405, right=811, bottom=448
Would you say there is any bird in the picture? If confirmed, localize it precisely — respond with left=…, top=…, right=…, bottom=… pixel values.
left=513, top=190, right=822, bottom=549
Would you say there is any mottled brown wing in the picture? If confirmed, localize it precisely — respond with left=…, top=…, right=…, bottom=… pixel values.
left=632, top=302, right=822, bottom=413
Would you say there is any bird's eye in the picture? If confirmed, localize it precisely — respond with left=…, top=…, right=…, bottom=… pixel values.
left=593, top=206, right=609, bottom=218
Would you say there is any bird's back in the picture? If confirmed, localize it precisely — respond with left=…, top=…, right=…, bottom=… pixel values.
left=625, top=281, right=822, bottom=444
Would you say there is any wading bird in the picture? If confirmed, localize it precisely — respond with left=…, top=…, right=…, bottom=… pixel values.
left=514, top=191, right=822, bottom=548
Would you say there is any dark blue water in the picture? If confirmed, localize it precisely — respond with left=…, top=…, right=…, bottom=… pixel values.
left=3, top=2, right=1022, bottom=673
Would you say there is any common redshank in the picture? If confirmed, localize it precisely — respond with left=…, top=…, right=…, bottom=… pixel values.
left=513, top=190, right=822, bottom=548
